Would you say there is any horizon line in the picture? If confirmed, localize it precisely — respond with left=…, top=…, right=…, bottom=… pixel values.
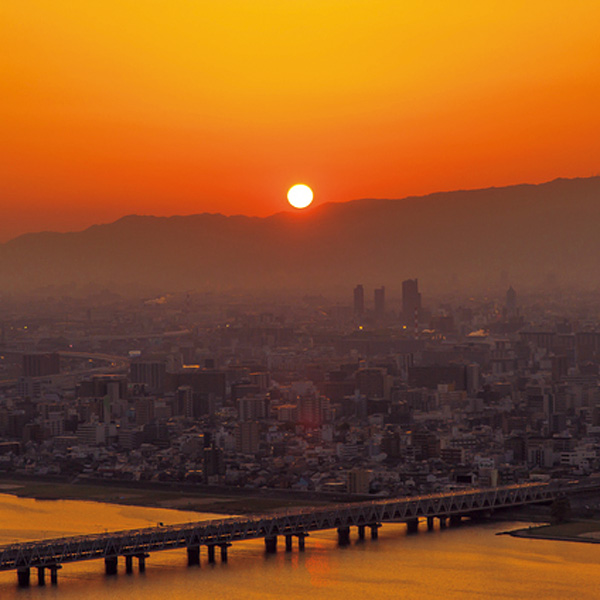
left=3, top=173, right=597, bottom=244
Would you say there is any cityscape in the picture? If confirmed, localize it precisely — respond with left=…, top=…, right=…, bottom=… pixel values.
left=1, top=281, right=600, bottom=498
left=2, top=0, right=600, bottom=597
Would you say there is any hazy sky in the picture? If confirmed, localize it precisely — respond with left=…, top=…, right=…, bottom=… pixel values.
left=2, top=1, right=599, bottom=241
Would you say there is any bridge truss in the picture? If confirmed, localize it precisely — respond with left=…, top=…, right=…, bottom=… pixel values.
left=0, top=482, right=562, bottom=576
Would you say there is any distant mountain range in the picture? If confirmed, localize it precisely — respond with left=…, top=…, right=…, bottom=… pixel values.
left=2, top=176, right=600, bottom=296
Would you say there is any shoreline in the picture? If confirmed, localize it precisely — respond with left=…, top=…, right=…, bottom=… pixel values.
left=502, top=520, right=600, bottom=545
left=5, top=476, right=596, bottom=540
left=0, top=476, right=333, bottom=515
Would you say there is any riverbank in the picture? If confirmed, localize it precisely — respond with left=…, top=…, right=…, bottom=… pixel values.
left=504, top=520, right=600, bottom=544
left=0, top=477, right=330, bottom=515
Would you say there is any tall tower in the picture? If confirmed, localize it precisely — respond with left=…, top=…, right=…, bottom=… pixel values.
left=506, top=286, right=517, bottom=317
left=353, top=284, right=365, bottom=317
left=374, top=286, right=385, bottom=319
left=402, top=279, right=421, bottom=320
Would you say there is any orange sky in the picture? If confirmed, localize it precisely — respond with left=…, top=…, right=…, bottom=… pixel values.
left=1, top=1, right=599, bottom=241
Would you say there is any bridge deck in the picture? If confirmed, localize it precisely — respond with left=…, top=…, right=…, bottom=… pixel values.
left=0, top=482, right=564, bottom=572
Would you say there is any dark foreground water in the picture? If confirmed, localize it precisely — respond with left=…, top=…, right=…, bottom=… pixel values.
left=0, top=492, right=598, bottom=599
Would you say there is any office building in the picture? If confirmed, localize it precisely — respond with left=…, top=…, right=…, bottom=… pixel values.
left=402, top=279, right=421, bottom=319
left=353, top=284, right=365, bottom=316
left=374, top=286, right=385, bottom=319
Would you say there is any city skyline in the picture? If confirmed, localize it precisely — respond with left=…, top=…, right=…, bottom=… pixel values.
left=1, top=2, right=599, bottom=596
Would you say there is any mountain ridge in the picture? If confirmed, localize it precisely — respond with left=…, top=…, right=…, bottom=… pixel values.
left=2, top=176, right=599, bottom=295
left=5, top=175, right=588, bottom=246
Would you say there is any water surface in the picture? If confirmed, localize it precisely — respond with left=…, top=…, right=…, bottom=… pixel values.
left=0, top=493, right=597, bottom=599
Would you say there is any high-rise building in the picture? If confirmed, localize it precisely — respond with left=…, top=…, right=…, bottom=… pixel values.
left=135, top=397, right=155, bottom=426
left=175, top=385, right=194, bottom=418
left=347, top=468, right=372, bottom=494
left=172, top=386, right=214, bottom=419
left=411, top=430, right=440, bottom=460
left=506, top=286, right=517, bottom=316
left=402, top=279, right=421, bottom=319
left=466, top=364, right=480, bottom=395
left=130, top=357, right=166, bottom=392
left=276, top=404, right=298, bottom=422
left=353, top=284, right=365, bottom=316
left=374, top=286, right=385, bottom=319
left=356, top=368, right=390, bottom=399
left=298, top=395, right=330, bottom=428
left=17, top=377, right=42, bottom=399
left=238, top=395, right=269, bottom=421
left=203, top=445, right=225, bottom=481
left=236, top=421, right=260, bottom=455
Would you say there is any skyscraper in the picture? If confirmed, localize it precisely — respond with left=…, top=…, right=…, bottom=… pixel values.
left=353, top=284, right=365, bottom=316
left=402, top=278, right=421, bottom=319
left=130, top=356, right=166, bottom=392
left=374, top=286, right=385, bottom=319
left=506, top=286, right=517, bottom=317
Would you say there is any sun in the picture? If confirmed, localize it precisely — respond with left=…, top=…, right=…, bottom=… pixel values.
left=287, top=184, right=313, bottom=209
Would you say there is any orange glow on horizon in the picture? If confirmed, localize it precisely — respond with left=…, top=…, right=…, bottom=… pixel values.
left=1, top=1, right=599, bottom=241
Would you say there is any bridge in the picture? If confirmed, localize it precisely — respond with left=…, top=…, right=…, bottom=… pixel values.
left=0, top=482, right=588, bottom=587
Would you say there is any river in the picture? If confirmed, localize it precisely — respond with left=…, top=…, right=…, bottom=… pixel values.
left=0, top=492, right=598, bottom=599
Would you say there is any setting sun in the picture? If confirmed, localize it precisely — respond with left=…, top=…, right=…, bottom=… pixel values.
left=287, top=184, right=314, bottom=209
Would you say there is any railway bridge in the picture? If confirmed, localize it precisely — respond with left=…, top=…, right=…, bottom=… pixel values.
left=0, top=481, right=590, bottom=587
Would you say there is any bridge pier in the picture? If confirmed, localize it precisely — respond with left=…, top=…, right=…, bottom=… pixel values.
left=207, top=544, right=216, bottom=563
left=137, top=554, right=148, bottom=573
left=265, top=536, right=278, bottom=553
left=357, top=525, right=366, bottom=540
left=220, top=543, right=231, bottom=562
left=17, top=567, right=30, bottom=587
left=449, top=515, right=462, bottom=527
left=370, top=523, right=381, bottom=540
left=297, top=532, right=308, bottom=551
left=337, top=526, right=351, bottom=546
left=49, top=565, right=61, bottom=585
left=406, top=519, right=419, bottom=534
left=427, top=516, right=435, bottom=531
left=439, top=516, right=447, bottom=528
left=125, top=555, right=133, bottom=574
left=285, top=534, right=293, bottom=552
left=187, top=546, right=200, bottom=566
left=105, top=556, right=118, bottom=576
left=37, top=566, right=46, bottom=586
